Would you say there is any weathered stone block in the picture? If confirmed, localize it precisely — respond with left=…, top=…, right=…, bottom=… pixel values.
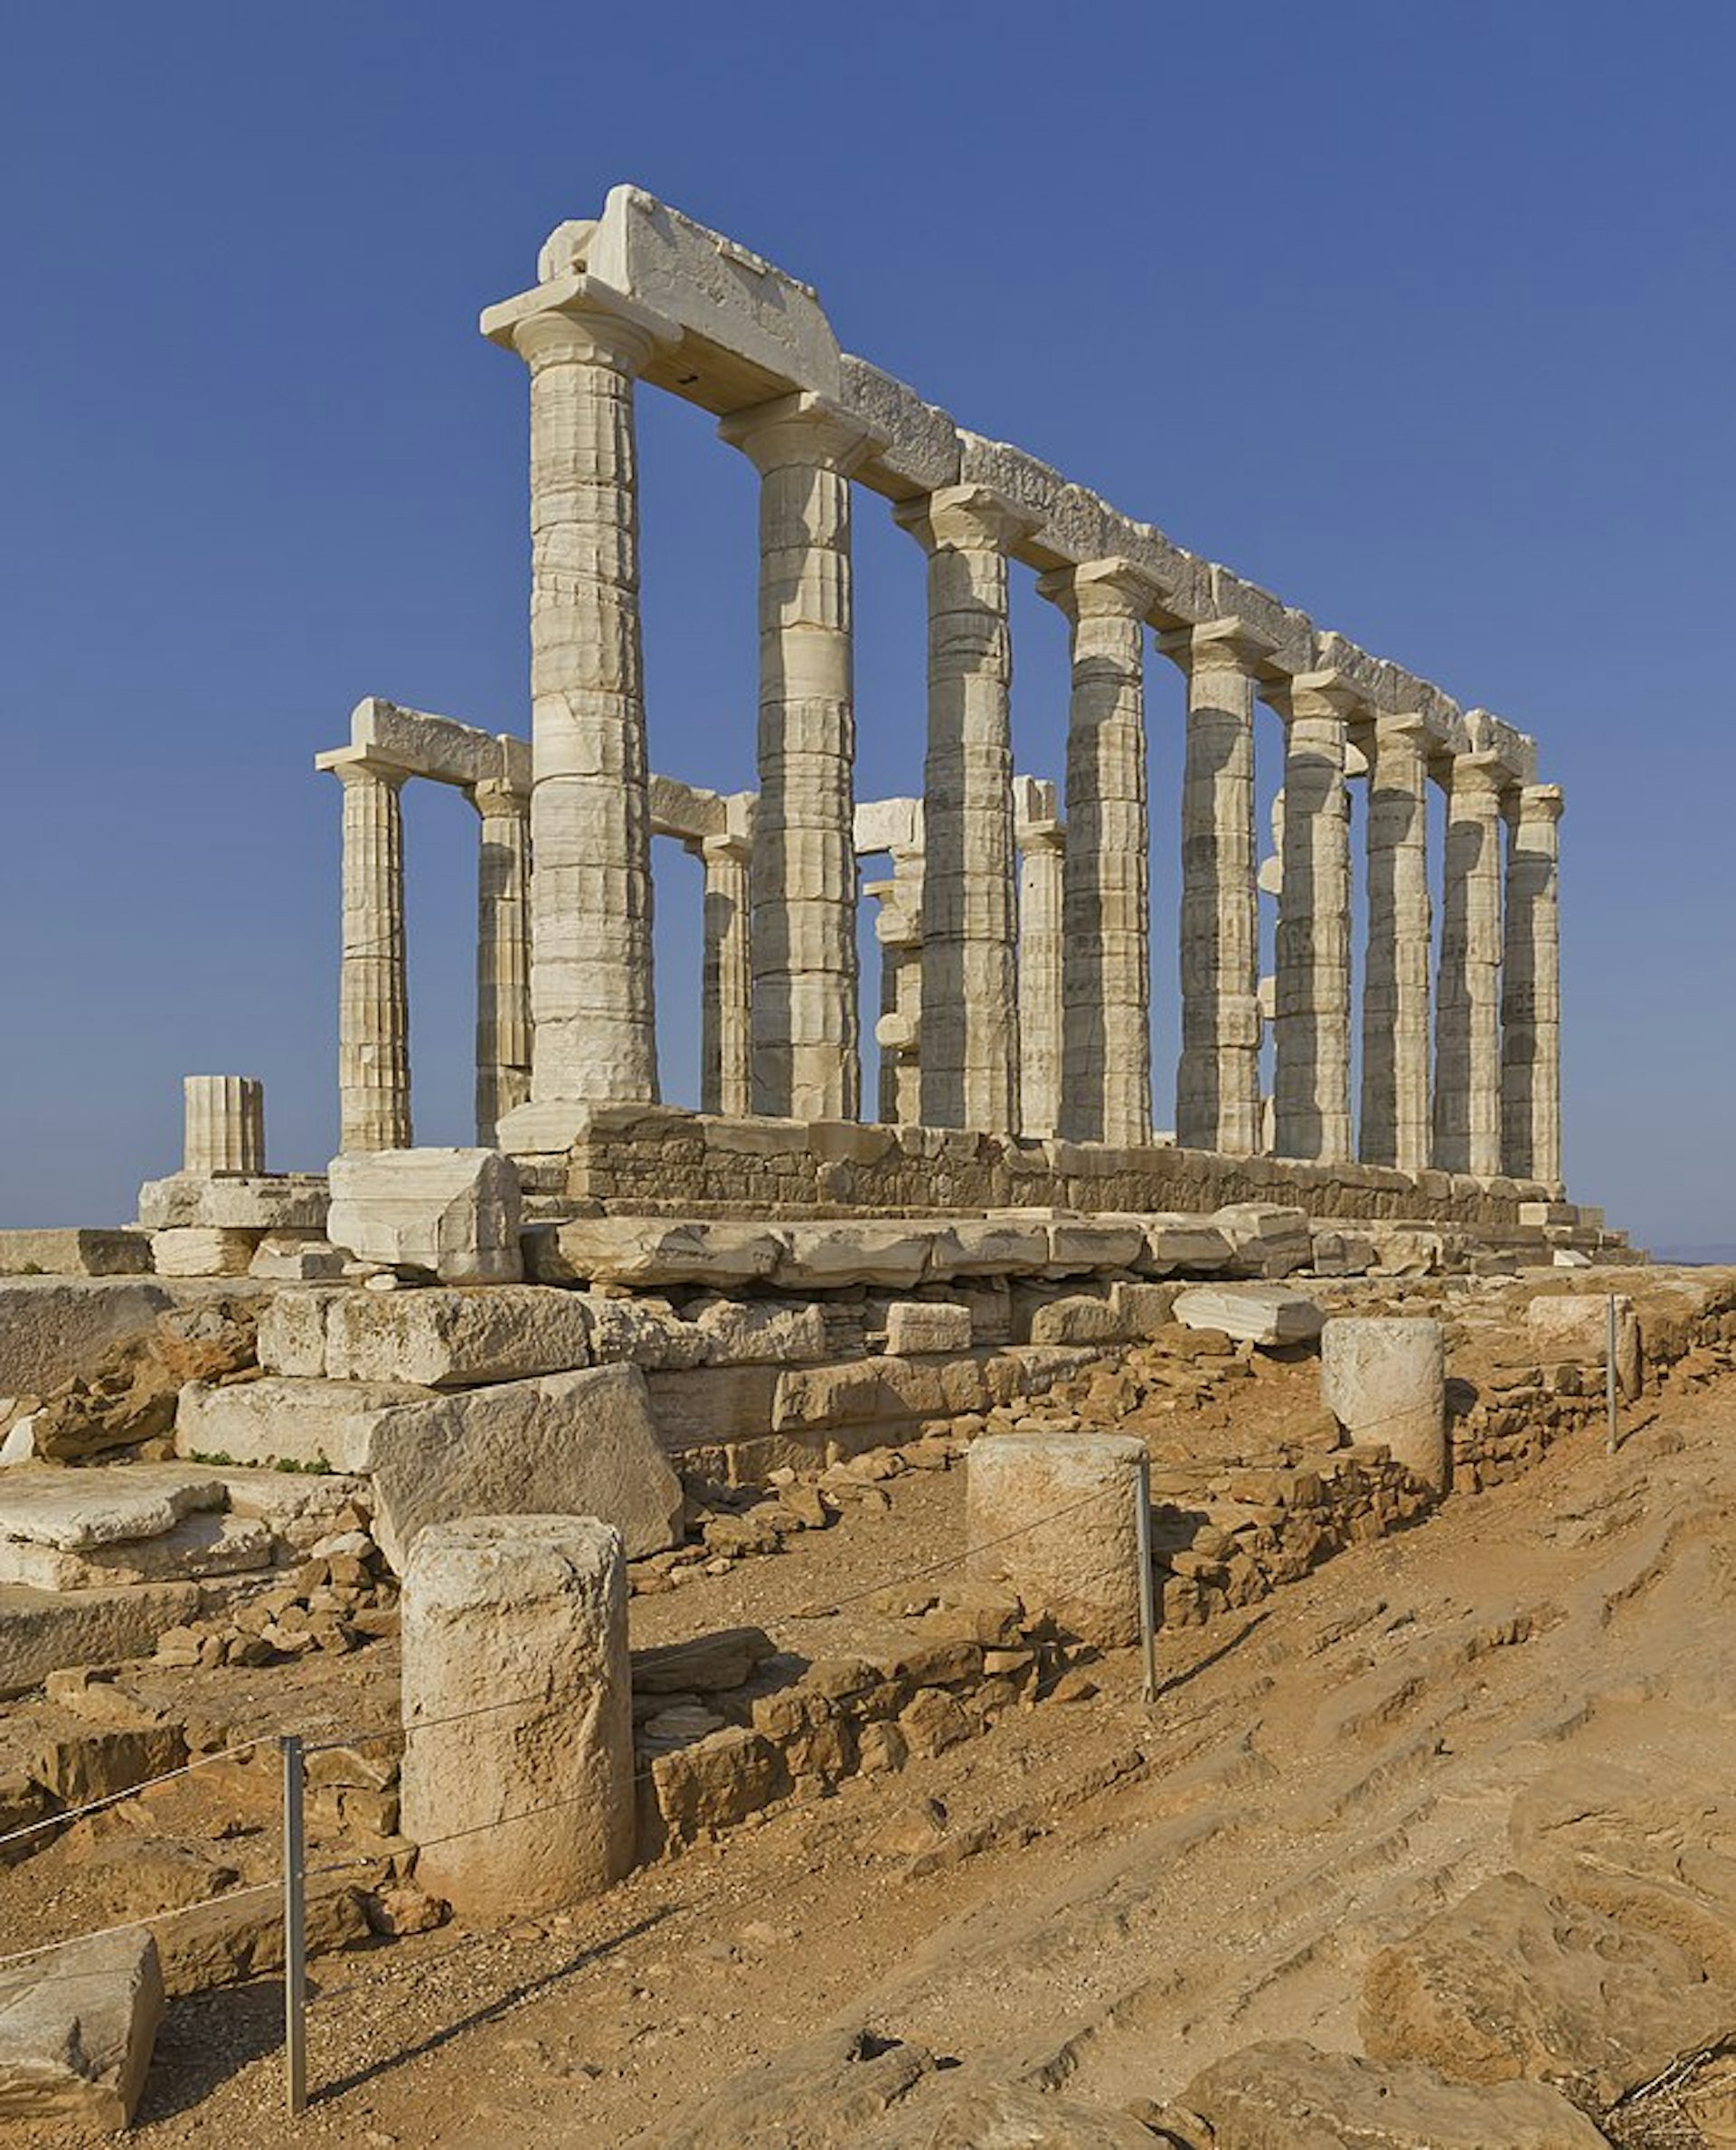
left=1027, top=1295, right=1127, bottom=1346
left=0, top=1581, right=200, bottom=1698
left=773, top=1222, right=934, bottom=1289
left=688, top=1298, right=828, bottom=1366
left=0, top=1231, right=151, bottom=1278
left=1173, top=1285, right=1323, bottom=1347
left=652, top=1726, right=787, bottom=1841
left=0, top=1932, right=165, bottom=2128
left=366, top=1363, right=684, bottom=1572
left=883, top=1302, right=972, bottom=1356
left=326, top=1148, right=522, bottom=1284
left=1212, top=1203, right=1314, bottom=1278
left=1320, top=1318, right=1445, bottom=1489
left=1527, top=1293, right=1641, bottom=1400
left=967, top=1430, right=1147, bottom=1647
left=1140, top=1215, right=1234, bottom=1274
left=524, top=1217, right=783, bottom=1288
left=137, top=1174, right=329, bottom=1233
left=175, top=1375, right=429, bottom=1472
left=151, top=1228, right=260, bottom=1278
left=325, top=1287, right=594, bottom=1388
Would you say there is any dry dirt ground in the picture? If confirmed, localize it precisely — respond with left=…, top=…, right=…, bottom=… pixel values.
left=5, top=1363, right=1731, bottom=2148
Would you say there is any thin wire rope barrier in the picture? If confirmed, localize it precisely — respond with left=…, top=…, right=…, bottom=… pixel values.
left=0, top=1738, right=270, bottom=1853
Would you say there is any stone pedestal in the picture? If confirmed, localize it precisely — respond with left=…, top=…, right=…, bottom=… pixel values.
left=1044, top=561, right=1155, bottom=1148
left=1501, top=785, right=1563, bottom=1187
left=966, top=1430, right=1147, bottom=1648
left=182, top=1077, right=264, bottom=1178
left=1266, top=674, right=1354, bottom=1163
left=720, top=393, right=874, bottom=1123
left=1320, top=1316, right=1447, bottom=1491
left=333, top=759, right=411, bottom=1155
left=1435, top=751, right=1507, bottom=1176
left=1163, top=621, right=1264, bottom=1155
left=699, top=833, right=753, bottom=1119
left=400, top=1515, right=634, bottom=1919
left=896, top=485, right=1029, bottom=1133
left=473, top=779, right=532, bottom=1146
left=1014, top=778, right=1064, bottom=1141
left=1362, top=716, right=1432, bottom=1174
left=486, top=280, right=674, bottom=1129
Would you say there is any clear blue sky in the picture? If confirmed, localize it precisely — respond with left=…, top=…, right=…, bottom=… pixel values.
left=3, top=2, right=1730, bottom=1250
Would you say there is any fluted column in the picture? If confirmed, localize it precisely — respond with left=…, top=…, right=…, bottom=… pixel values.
left=484, top=278, right=675, bottom=1133
left=895, top=485, right=1031, bottom=1133
left=1361, top=715, right=1432, bottom=1174
left=1501, top=784, right=1564, bottom=1187
left=699, top=832, right=753, bottom=1118
left=473, top=778, right=533, bottom=1146
left=1160, top=621, right=1265, bottom=1155
left=334, top=759, right=410, bottom=1154
left=719, top=394, right=874, bottom=1122
left=1040, top=561, right=1155, bottom=1148
left=184, top=1076, right=265, bottom=1177
left=1264, top=673, right=1354, bottom=1163
left=1014, top=777, right=1065, bottom=1141
left=1434, top=750, right=1507, bottom=1175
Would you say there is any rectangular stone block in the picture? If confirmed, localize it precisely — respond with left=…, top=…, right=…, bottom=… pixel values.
left=1109, top=1280, right=1183, bottom=1338
left=1141, top=1216, right=1234, bottom=1275
left=326, top=1149, right=522, bottom=1284
left=0, top=1581, right=200, bottom=1697
left=883, top=1302, right=972, bottom=1356
left=1044, top=1221, right=1146, bottom=1274
left=150, top=1229, right=260, bottom=1278
left=0, top=1231, right=152, bottom=1279
left=175, top=1376, right=431, bottom=1473
left=325, top=1287, right=595, bottom=1388
left=773, top=1222, right=935, bottom=1290
left=524, top=1217, right=783, bottom=1288
left=255, top=1288, right=343, bottom=1378
left=1212, top=1204, right=1315, bottom=1278
left=1027, top=1296, right=1127, bottom=1346
left=645, top=1364, right=780, bottom=1452
left=1173, top=1285, right=1324, bottom=1346
left=364, top=1363, right=684, bottom=1572
left=137, top=1175, right=329, bottom=1233
left=923, top=1221, right=1051, bottom=1278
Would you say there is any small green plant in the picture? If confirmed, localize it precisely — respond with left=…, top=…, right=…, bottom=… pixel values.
left=14, top=1262, right=45, bottom=1277
left=189, top=1449, right=236, bottom=1466
left=272, top=1454, right=333, bottom=1475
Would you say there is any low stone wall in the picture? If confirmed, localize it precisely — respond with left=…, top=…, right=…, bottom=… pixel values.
left=529, top=1103, right=1603, bottom=1238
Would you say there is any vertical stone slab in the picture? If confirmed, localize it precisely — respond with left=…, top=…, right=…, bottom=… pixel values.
left=895, top=485, right=1031, bottom=1134
left=1501, top=783, right=1564, bottom=1187
left=484, top=276, right=677, bottom=1135
left=1044, top=560, right=1156, bottom=1148
left=699, top=831, right=753, bottom=1118
left=182, top=1076, right=264, bottom=1177
left=1361, top=715, right=1432, bottom=1174
left=1434, top=750, right=1507, bottom=1176
left=400, top=1514, right=634, bottom=1919
left=473, top=778, right=533, bottom=1146
left=333, top=759, right=411, bottom=1155
left=1160, top=621, right=1265, bottom=1156
left=719, top=394, right=876, bottom=1123
left=1014, top=776, right=1065, bottom=1140
left=868, top=844, right=924, bottom=1125
left=1265, top=674, right=1355, bottom=1163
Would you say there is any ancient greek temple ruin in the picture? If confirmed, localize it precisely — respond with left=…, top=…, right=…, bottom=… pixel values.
left=316, top=185, right=1564, bottom=1221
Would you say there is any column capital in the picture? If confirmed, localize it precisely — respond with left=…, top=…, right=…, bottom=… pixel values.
left=1260, top=668, right=1364, bottom=725
left=1017, top=817, right=1066, bottom=855
left=1035, top=556, right=1157, bottom=621
left=481, top=274, right=679, bottom=376
left=717, top=390, right=881, bottom=476
left=316, top=748, right=407, bottom=791
left=1448, top=749, right=1512, bottom=802
left=470, top=776, right=529, bottom=818
left=893, top=482, right=1037, bottom=555
left=700, top=829, right=755, bottom=866
left=1517, top=783, right=1564, bottom=824
left=1155, top=615, right=1277, bottom=674
left=1373, top=711, right=1431, bottom=749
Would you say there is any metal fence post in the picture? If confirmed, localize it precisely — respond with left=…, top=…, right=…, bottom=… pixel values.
left=1135, top=1450, right=1159, bottom=1703
left=281, top=1733, right=307, bottom=2117
left=1605, top=1295, right=1620, bottom=1457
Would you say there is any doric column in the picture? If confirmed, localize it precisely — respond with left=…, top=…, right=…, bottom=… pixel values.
left=1263, top=673, right=1355, bottom=1163
left=1041, top=560, right=1156, bottom=1148
left=1159, top=620, right=1266, bottom=1155
left=472, top=778, right=533, bottom=1146
left=1361, top=715, right=1432, bottom=1174
left=483, top=277, right=676, bottom=1134
left=1014, top=776, right=1065, bottom=1141
left=184, top=1076, right=265, bottom=1177
left=699, top=831, right=753, bottom=1118
left=333, top=758, right=410, bottom=1154
left=719, top=394, right=876, bottom=1123
left=894, top=485, right=1031, bottom=1133
left=1501, top=784, right=1564, bottom=1187
left=1434, top=750, right=1507, bottom=1175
